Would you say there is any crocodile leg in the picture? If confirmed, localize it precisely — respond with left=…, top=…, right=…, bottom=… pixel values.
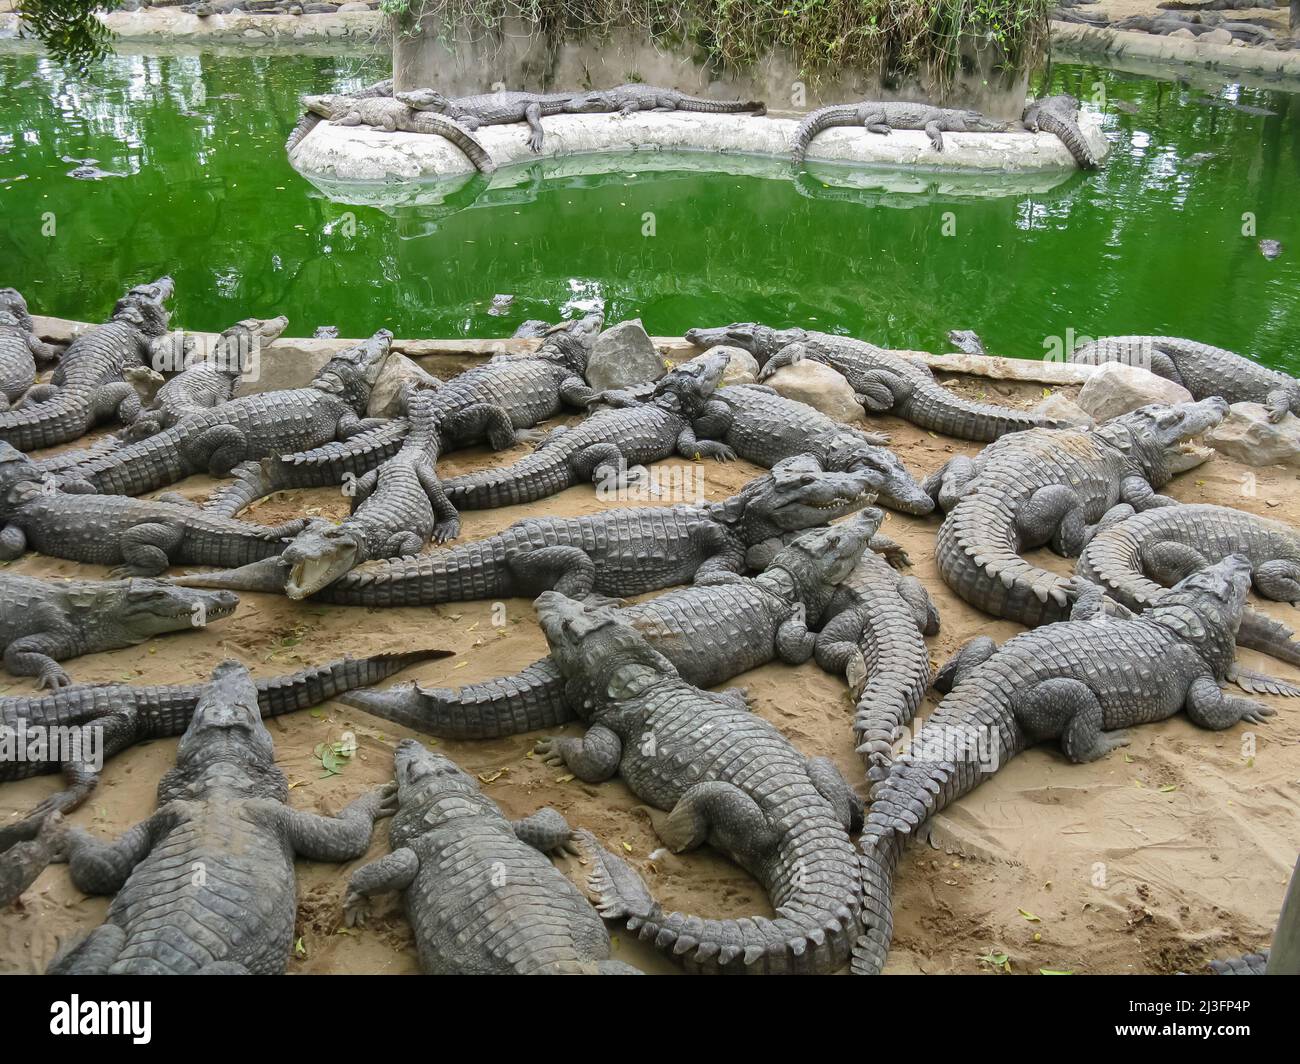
left=417, top=464, right=461, bottom=544
left=933, top=635, right=997, bottom=694
left=1253, top=560, right=1300, bottom=604
left=343, top=847, right=419, bottom=927
left=1185, top=676, right=1274, bottom=729
left=774, top=611, right=816, bottom=664
left=506, top=545, right=598, bottom=599
left=1013, top=677, right=1131, bottom=762
left=524, top=102, right=545, bottom=152
left=281, top=785, right=396, bottom=860
left=0, top=524, right=26, bottom=560
left=65, top=811, right=172, bottom=895
left=1266, top=389, right=1291, bottom=423
left=806, top=757, right=865, bottom=832
left=4, top=633, right=76, bottom=689
left=1141, top=540, right=1210, bottom=586
left=47, top=925, right=127, bottom=975
left=659, top=781, right=778, bottom=854
left=923, top=120, right=945, bottom=151
left=510, top=808, right=579, bottom=855
left=443, top=401, right=527, bottom=450
left=115, top=520, right=186, bottom=577
left=186, top=423, right=251, bottom=475
left=535, top=725, right=622, bottom=782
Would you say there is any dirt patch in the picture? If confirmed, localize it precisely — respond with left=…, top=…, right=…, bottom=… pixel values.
left=3, top=374, right=1298, bottom=975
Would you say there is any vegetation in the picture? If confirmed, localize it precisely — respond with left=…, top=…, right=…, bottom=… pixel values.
left=387, top=0, right=1053, bottom=82
left=18, top=0, right=119, bottom=69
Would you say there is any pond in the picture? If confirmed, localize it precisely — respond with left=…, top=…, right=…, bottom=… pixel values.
left=0, top=49, right=1297, bottom=372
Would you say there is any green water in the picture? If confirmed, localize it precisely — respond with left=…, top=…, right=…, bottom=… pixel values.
left=1, top=51, right=1297, bottom=371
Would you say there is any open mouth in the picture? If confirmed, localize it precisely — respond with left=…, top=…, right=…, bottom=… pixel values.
left=286, top=550, right=355, bottom=600
left=1169, top=439, right=1216, bottom=472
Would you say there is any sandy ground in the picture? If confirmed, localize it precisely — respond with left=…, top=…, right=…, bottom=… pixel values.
left=1070, top=0, right=1291, bottom=34
left=1, top=371, right=1298, bottom=976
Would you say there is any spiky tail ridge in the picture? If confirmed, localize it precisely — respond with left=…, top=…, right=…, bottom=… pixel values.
left=902, top=377, right=1047, bottom=442
left=285, top=112, right=321, bottom=154
left=851, top=621, right=935, bottom=783
left=416, top=114, right=497, bottom=174
left=256, top=648, right=453, bottom=717
left=72, top=424, right=190, bottom=496
left=0, top=392, right=92, bottom=451
left=1036, top=109, right=1099, bottom=170
left=442, top=445, right=576, bottom=510
left=318, top=538, right=512, bottom=606
left=791, top=104, right=861, bottom=164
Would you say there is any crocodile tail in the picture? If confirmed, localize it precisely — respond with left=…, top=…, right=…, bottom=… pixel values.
left=581, top=828, right=860, bottom=975
left=1235, top=607, right=1300, bottom=669
left=1075, top=523, right=1158, bottom=611
left=339, top=657, right=574, bottom=738
left=0, top=392, right=92, bottom=451
left=903, top=377, right=1047, bottom=442
left=32, top=433, right=127, bottom=475
left=285, top=111, right=321, bottom=155
left=671, top=93, right=766, bottom=115
left=319, top=539, right=511, bottom=606
left=851, top=834, right=902, bottom=975
left=851, top=617, right=935, bottom=782
left=282, top=418, right=410, bottom=477
left=420, top=114, right=497, bottom=174
left=792, top=105, right=861, bottom=164
left=1035, top=108, right=1099, bottom=170
left=442, top=446, right=575, bottom=510
left=255, top=648, right=454, bottom=717
left=201, top=460, right=282, bottom=518
left=75, top=426, right=190, bottom=496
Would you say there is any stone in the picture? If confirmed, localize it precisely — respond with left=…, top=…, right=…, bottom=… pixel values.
left=585, top=319, right=666, bottom=392
left=1169, top=28, right=1197, bottom=40
left=337, top=1, right=368, bottom=9
left=1205, top=403, right=1300, bottom=468
left=1032, top=391, right=1093, bottom=429
left=366, top=353, right=442, bottom=418
left=1075, top=362, right=1193, bottom=422
left=763, top=355, right=864, bottom=424
left=688, top=344, right=759, bottom=387
left=233, top=338, right=348, bottom=396
left=1203, top=28, right=1233, bottom=46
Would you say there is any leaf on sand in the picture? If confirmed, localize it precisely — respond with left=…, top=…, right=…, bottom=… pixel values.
left=556, top=774, right=575, bottom=783
left=1039, top=968, right=1074, bottom=975
left=294, top=937, right=306, bottom=957
left=1158, top=784, right=1178, bottom=793
left=477, top=768, right=506, bottom=784
left=978, top=951, right=1011, bottom=973
left=1018, top=908, right=1040, bottom=922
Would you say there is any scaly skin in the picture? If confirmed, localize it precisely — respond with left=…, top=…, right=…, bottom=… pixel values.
left=276, top=385, right=458, bottom=598
left=792, top=101, right=1009, bottom=163
left=171, top=456, right=877, bottom=603
left=855, top=557, right=1266, bottom=974
left=0, top=288, right=58, bottom=410
left=535, top=591, right=866, bottom=975
left=442, top=350, right=732, bottom=510
left=0, top=573, right=237, bottom=689
left=929, top=400, right=1227, bottom=626
left=0, top=446, right=315, bottom=576
left=343, top=741, right=636, bottom=974
left=398, top=88, right=593, bottom=152
left=303, top=94, right=496, bottom=174
left=0, top=813, right=63, bottom=908
left=48, top=661, right=397, bottom=975
left=1069, top=335, right=1300, bottom=422
left=1077, top=502, right=1300, bottom=678
left=59, top=330, right=393, bottom=497
left=1022, top=94, right=1099, bottom=170
left=691, top=323, right=1049, bottom=442
left=0, top=648, right=449, bottom=852
left=0, top=278, right=173, bottom=450
left=285, top=77, right=392, bottom=153
left=339, top=515, right=880, bottom=738
left=567, top=83, right=766, bottom=118
left=812, top=512, right=940, bottom=781
left=686, top=379, right=933, bottom=515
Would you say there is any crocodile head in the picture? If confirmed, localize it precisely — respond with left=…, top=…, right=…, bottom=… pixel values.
left=388, top=738, right=493, bottom=845
left=1099, top=398, right=1228, bottom=483
left=653, top=348, right=728, bottom=417
left=110, top=276, right=175, bottom=336
left=396, top=89, right=450, bottom=114
left=0, top=442, right=43, bottom=510
left=959, top=110, right=1009, bottom=134
left=1149, top=554, right=1254, bottom=664
left=311, top=328, right=393, bottom=412
left=765, top=508, right=880, bottom=619
left=718, top=455, right=876, bottom=553
left=161, top=659, right=283, bottom=802
left=684, top=324, right=808, bottom=366
left=820, top=433, right=934, bottom=515
left=303, top=93, right=345, bottom=118
left=535, top=590, right=677, bottom=715
left=0, top=288, right=31, bottom=328
left=281, top=522, right=368, bottom=600
left=537, top=312, right=604, bottom=372
left=209, top=315, right=290, bottom=376
left=81, top=579, right=239, bottom=642
left=566, top=90, right=618, bottom=114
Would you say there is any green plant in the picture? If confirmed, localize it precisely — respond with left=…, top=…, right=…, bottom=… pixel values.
left=18, top=0, right=120, bottom=69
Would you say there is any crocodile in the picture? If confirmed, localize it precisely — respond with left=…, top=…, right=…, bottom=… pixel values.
left=0, top=813, right=63, bottom=909
left=1209, top=951, right=1270, bottom=974
left=1022, top=94, right=1099, bottom=171
left=440, top=349, right=733, bottom=511
left=0, top=277, right=173, bottom=451
left=853, top=556, right=1270, bottom=974
left=929, top=399, right=1227, bottom=627
left=0, top=647, right=448, bottom=851
left=792, top=101, right=1009, bottom=163
left=533, top=590, right=866, bottom=974
left=339, top=513, right=879, bottom=739
left=285, top=77, right=392, bottom=154
left=58, top=329, right=393, bottom=497
left=342, top=739, right=638, bottom=974
left=1077, top=502, right=1300, bottom=684
left=694, top=323, right=1050, bottom=442
left=0, top=287, right=59, bottom=411
left=683, top=377, right=934, bottom=514
left=123, top=315, right=289, bottom=440
left=812, top=512, right=940, bottom=781
left=47, top=660, right=397, bottom=975
left=1069, top=335, right=1300, bottom=422
left=0, top=443, right=317, bottom=576
left=201, top=316, right=604, bottom=518
left=302, top=94, right=496, bottom=174
left=0, top=574, right=237, bottom=689
left=171, top=455, right=877, bottom=602
left=272, top=385, right=459, bottom=599
left=567, top=83, right=766, bottom=119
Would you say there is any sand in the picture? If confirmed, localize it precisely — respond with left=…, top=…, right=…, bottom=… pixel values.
left=1, top=371, right=1298, bottom=976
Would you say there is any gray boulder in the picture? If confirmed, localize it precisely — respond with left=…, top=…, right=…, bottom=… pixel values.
left=1206, top=402, right=1300, bottom=468
left=1033, top=391, right=1094, bottom=428
left=1076, top=362, right=1193, bottom=422
left=585, top=319, right=666, bottom=392
left=689, top=344, right=759, bottom=387
left=763, top=354, right=865, bottom=424
left=367, top=353, right=442, bottom=418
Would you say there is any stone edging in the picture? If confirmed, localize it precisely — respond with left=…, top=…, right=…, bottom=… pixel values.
left=1050, top=20, right=1300, bottom=82
left=0, top=9, right=384, bottom=47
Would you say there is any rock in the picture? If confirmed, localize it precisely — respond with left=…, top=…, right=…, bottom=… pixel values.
left=1203, top=28, right=1233, bottom=46
left=763, top=355, right=864, bottom=424
left=1032, top=392, right=1093, bottom=428
left=689, top=344, right=759, bottom=387
left=1076, top=362, right=1193, bottom=422
left=1169, top=28, right=1197, bottom=39
left=585, top=319, right=665, bottom=392
left=337, top=1, right=368, bottom=9
left=367, top=353, right=442, bottom=418
left=233, top=338, right=347, bottom=396
left=1206, top=403, right=1300, bottom=468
